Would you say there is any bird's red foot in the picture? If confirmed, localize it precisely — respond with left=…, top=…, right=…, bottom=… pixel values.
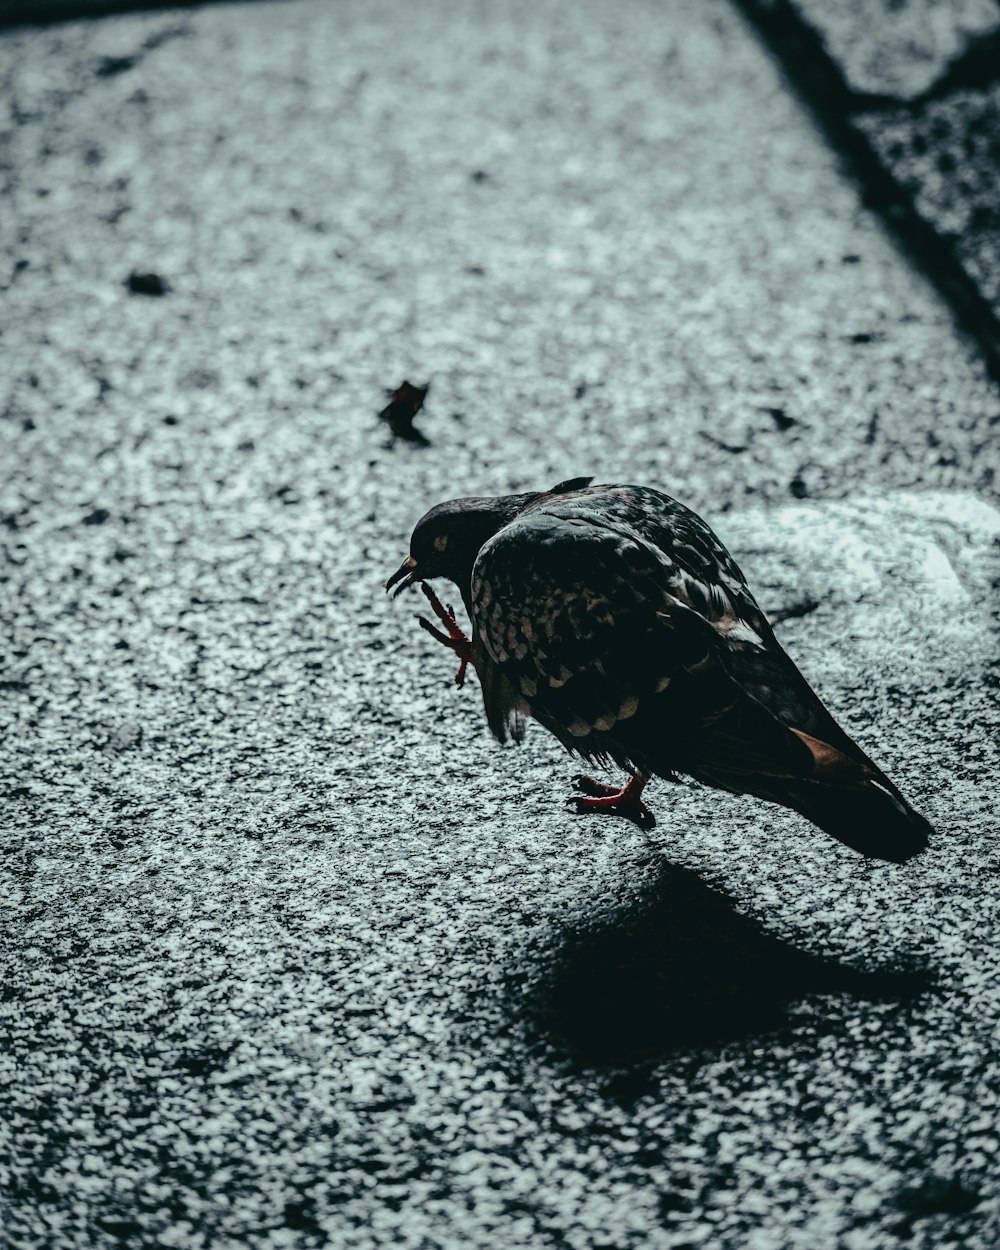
left=417, top=583, right=473, bottom=686
left=569, top=772, right=655, bottom=830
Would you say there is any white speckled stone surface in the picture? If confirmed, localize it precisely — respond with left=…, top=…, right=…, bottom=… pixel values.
left=2, top=2, right=999, bottom=1248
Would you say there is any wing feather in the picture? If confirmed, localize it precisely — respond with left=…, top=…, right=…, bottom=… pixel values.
left=470, top=509, right=815, bottom=781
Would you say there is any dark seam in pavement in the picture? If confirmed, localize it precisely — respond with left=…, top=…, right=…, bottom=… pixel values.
left=732, top=0, right=1000, bottom=389
left=0, top=0, right=231, bottom=33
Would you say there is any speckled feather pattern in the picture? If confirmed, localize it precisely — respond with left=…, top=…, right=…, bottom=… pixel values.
left=469, top=486, right=748, bottom=753
left=470, top=484, right=807, bottom=770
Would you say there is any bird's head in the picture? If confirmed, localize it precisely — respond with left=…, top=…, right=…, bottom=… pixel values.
left=385, top=477, right=594, bottom=601
left=385, top=494, right=523, bottom=600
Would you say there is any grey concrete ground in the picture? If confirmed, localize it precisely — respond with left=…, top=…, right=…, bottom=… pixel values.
left=2, top=2, right=999, bottom=1248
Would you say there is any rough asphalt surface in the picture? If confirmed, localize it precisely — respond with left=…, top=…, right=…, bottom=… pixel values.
left=2, top=2, right=1000, bottom=1248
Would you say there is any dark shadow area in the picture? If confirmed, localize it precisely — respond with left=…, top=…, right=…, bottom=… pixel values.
left=524, top=857, right=932, bottom=1067
left=0, top=0, right=230, bottom=32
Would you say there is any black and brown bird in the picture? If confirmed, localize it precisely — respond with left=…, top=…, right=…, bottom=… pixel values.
left=386, top=478, right=931, bottom=863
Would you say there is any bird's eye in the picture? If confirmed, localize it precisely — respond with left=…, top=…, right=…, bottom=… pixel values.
left=434, top=535, right=449, bottom=552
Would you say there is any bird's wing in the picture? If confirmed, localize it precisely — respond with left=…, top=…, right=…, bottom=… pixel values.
left=469, top=508, right=814, bottom=779
left=568, top=486, right=884, bottom=770
left=605, top=486, right=773, bottom=633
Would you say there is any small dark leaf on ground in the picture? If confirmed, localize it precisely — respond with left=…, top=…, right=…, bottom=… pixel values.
left=763, top=405, right=796, bottom=431
left=126, top=271, right=169, bottom=296
left=379, top=380, right=430, bottom=446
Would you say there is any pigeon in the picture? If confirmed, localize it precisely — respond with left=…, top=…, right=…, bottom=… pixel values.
left=386, top=478, right=931, bottom=862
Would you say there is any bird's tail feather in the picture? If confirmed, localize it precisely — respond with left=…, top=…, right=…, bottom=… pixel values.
left=762, top=729, right=931, bottom=863
left=688, top=726, right=932, bottom=863
left=776, top=776, right=932, bottom=863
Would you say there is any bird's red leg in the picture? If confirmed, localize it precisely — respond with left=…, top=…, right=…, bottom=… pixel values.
left=417, top=583, right=473, bottom=686
left=570, top=771, right=655, bottom=829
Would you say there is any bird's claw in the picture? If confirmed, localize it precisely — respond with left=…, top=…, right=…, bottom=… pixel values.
left=568, top=774, right=656, bottom=830
left=418, top=584, right=473, bottom=686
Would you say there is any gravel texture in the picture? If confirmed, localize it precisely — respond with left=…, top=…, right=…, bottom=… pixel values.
left=2, top=2, right=1000, bottom=1248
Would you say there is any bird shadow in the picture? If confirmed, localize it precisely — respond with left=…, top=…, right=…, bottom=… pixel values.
left=521, top=853, right=932, bottom=1071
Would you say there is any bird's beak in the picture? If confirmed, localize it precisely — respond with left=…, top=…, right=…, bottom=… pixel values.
left=385, top=555, right=419, bottom=597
